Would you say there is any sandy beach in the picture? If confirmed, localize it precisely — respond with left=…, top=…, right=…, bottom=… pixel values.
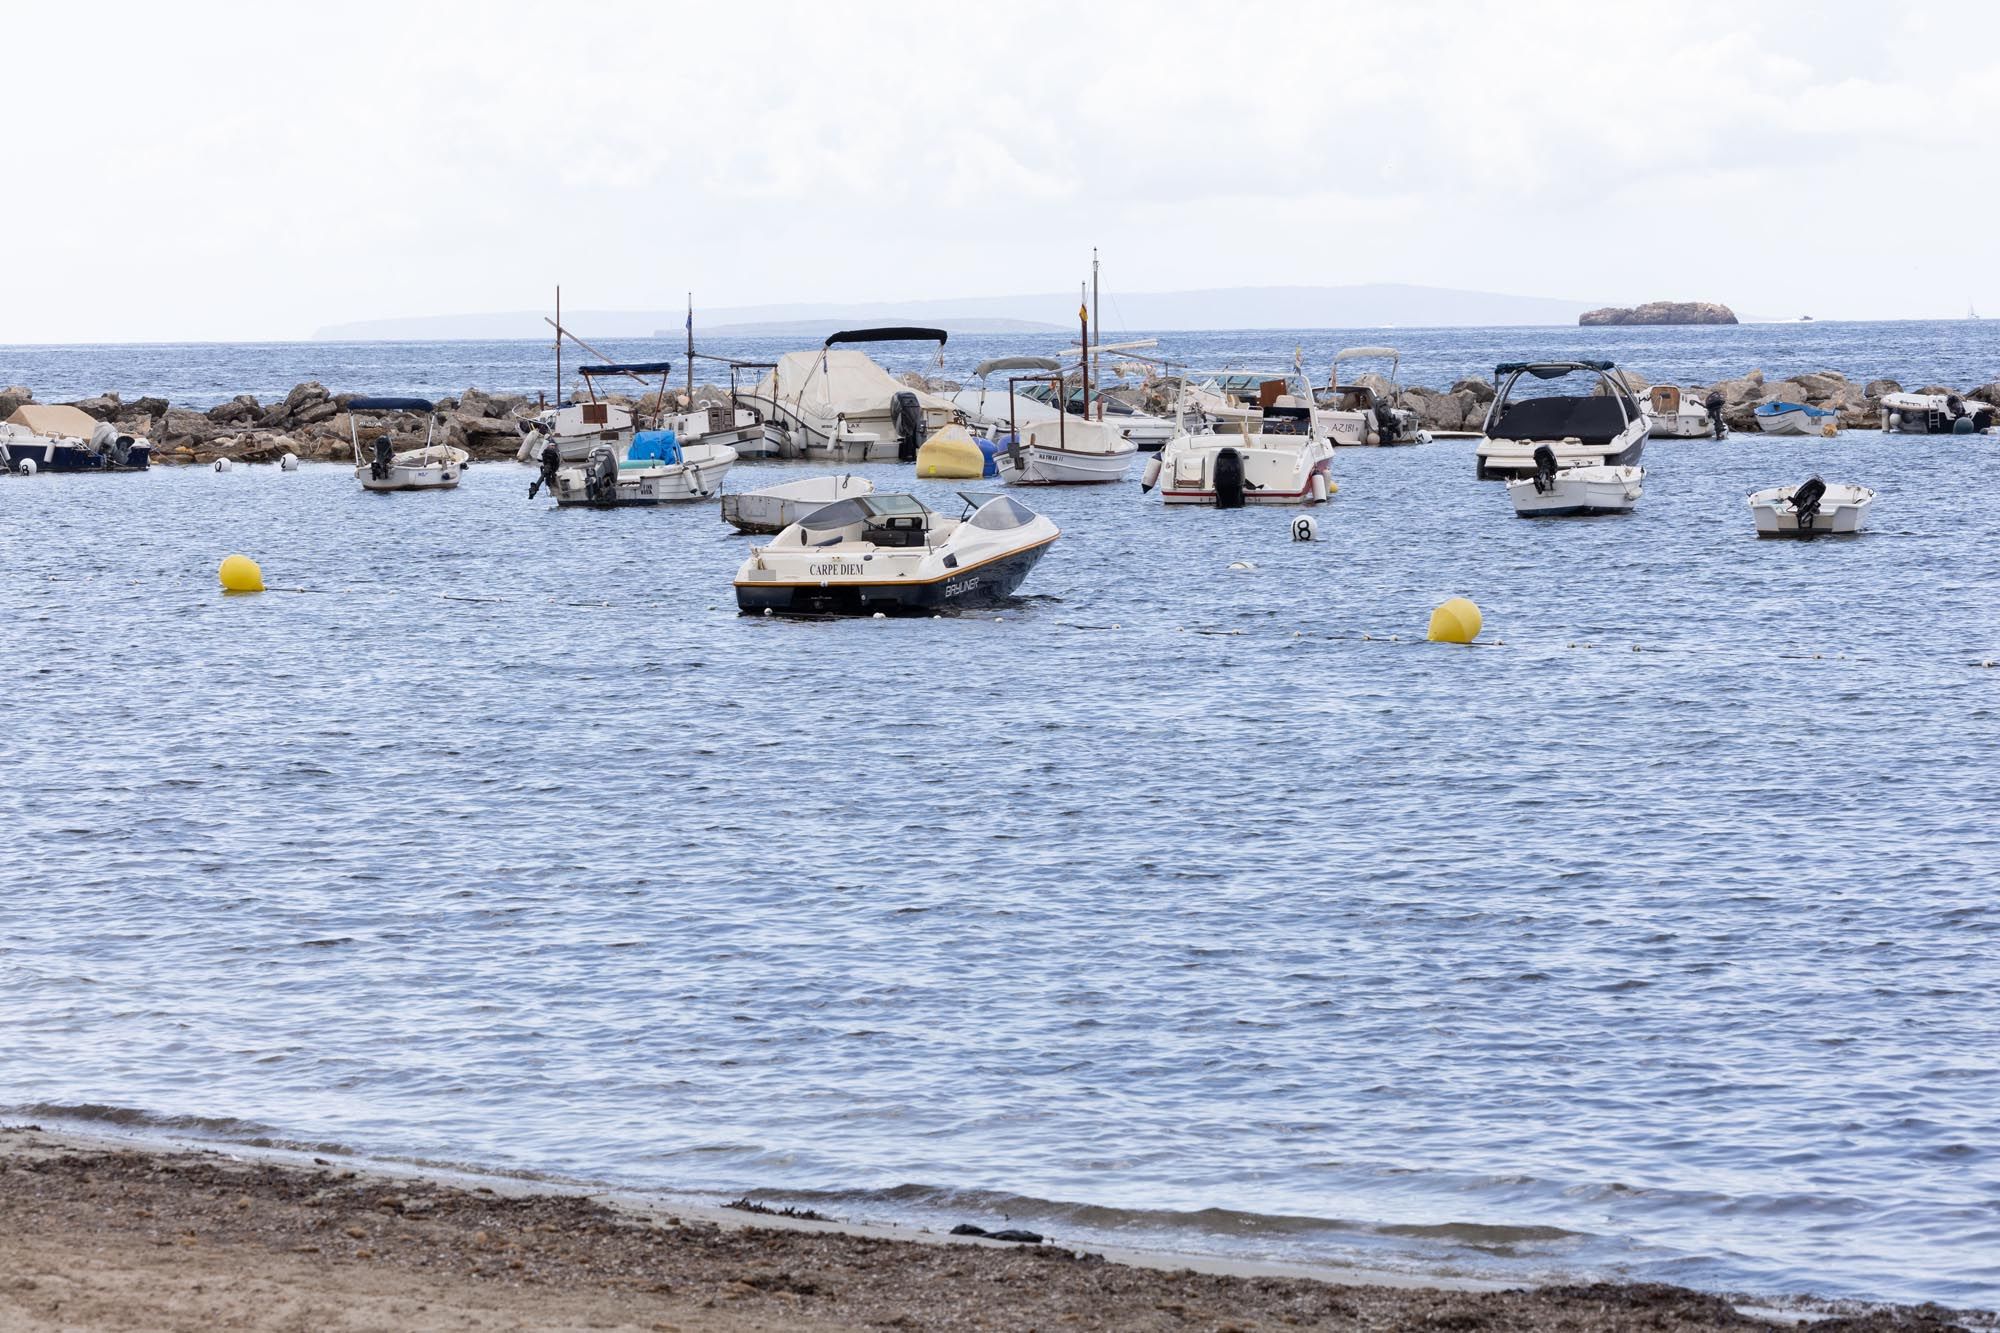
left=0, top=1127, right=1979, bottom=1333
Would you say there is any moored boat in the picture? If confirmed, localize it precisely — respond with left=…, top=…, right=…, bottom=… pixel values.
left=1755, top=400, right=1839, bottom=436
left=1474, top=360, right=1648, bottom=480
left=733, top=491, right=1059, bottom=616
left=720, top=474, right=875, bottom=534
left=1, top=404, right=151, bottom=474
left=1321, top=347, right=1425, bottom=446
left=1506, top=446, right=1643, bottom=517
left=349, top=398, right=466, bottom=492
left=1747, top=477, right=1874, bottom=537
left=1143, top=375, right=1335, bottom=507
left=1879, top=391, right=1996, bottom=434
left=739, top=329, right=958, bottom=462
left=1644, top=384, right=1719, bottom=438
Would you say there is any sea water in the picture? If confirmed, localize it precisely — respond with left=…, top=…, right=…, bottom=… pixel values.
left=1, top=331, right=1998, bottom=1307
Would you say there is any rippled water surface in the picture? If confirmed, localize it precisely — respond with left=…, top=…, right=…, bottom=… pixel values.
left=4, top=423, right=1999, bottom=1306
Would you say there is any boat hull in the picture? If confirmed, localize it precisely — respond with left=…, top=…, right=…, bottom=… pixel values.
left=1647, top=412, right=1714, bottom=439
left=553, top=455, right=734, bottom=506
left=358, top=464, right=461, bottom=491
left=1476, top=430, right=1646, bottom=479
left=734, top=538, right=1053, bottom=616
left=1507, top=467, right=1643, bottom=517
left=2, top=439, right=152, bottom=472
left=721, top=476, right=874, bottom=534
left=1756, top=409, right=1834, bottom=436
left=1746, top=485, right=1873, bottom=536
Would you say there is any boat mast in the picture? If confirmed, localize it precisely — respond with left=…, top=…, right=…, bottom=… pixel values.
left=1079, top=281, right=1090, bottom=425
left=686, top=292, right=695, bottom=405
left=1092, top=249, right=1101, bottom=420
left=554, top=285, right=562, bottom=405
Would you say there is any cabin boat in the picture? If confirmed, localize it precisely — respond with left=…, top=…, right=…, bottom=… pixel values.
left=350, top=398, right=466, bottom=492
left=1321, top=347, right=1425, bottom=446
left=733, top=491, right=1059, bottom=616
left=1506, top=446, right=1643, bottom=516
left=1879, top=392, right=1997, bottom=434
left=1755, top=400, right=1839, bottom=436
left=543, top=430, right=736, bottom=506
left=662, top=401, right=767, bottom=456
left=1180, top=373, right=1277, bottom=434
left=1142, top=378, right=1335, bottom=506
left=1474, top=360, right=1648, bottom=480
left=990, top=366, right=1136, bottom=485
left=739, top=328, right=958, bottom=462
left=1747, top=478, right=1874, bottom=536
left=721, top=475, right=875, bottom=534
left=1, top=404, right=151, bottom=474
left=1644, top=384, right=1717, bottom=438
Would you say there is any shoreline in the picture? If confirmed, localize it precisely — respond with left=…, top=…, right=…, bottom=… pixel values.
left=0, top=1125, right=1982, bottom=1332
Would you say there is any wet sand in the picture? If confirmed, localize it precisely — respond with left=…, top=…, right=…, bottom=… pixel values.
left=0, top=1128, right=1980, bottom=1332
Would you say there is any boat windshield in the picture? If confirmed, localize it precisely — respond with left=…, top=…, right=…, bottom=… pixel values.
left=962, top=494, right=1038, bottom=530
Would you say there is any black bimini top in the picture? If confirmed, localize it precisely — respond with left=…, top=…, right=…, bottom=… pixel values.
left=348, top=396, right=435, bottom=412
left=578, top=362, right=675, bottom=376
left=824, top=327, right=949, bottom=348
left=1494, top=360, right=1615, bottom=378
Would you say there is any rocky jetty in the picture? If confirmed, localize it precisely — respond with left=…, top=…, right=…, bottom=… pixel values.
left=1580, top=301, right=1738, bottom=326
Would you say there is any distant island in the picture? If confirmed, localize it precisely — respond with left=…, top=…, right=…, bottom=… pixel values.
left=1579, top=301, right=1738, bottom=327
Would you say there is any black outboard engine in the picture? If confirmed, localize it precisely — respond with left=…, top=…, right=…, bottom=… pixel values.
left=1213, top=447, right=1246, bottom=508
left=1372, top=400, right=1398, bottom=443
left=1793, top=475, right=1827, bottom=535
left=371, top=434, right=393, bottom=480
left=529, top=442, right=561, bottom=498
left=890, top=391, right=924, bottom=462
left=1532, top=443, right=1559, bottom=494
left=1704, top=389, right=1727, bottom=438
left=584, top=444, right=618, bottom=505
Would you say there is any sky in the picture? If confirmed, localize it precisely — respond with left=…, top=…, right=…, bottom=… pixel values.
left=5, top=0, right=1996, bottom=342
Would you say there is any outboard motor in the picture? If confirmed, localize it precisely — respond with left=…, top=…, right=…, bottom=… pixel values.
left=1793, top=475, right=1827, bottom=535
left=529, top=441, right=561, bottom=498
left=371, top=434, right=393, bottom=480
left=1371, top=400, right=1398, bottom=444
left=1213, top=447, right=1246, bottom=508
left=890, top=391, right=924, bottom=462
left=1532, top=443, right=1559, bottom=494
left=1704, top=390, right=1727, bottom=438
left=584, top=444, right=618, bottom=504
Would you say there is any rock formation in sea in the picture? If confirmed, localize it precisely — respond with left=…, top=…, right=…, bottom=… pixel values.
left=1578, top=301, right=1739, bottom=326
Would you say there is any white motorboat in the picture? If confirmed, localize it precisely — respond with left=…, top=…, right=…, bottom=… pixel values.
left=1644, top=384, right=1717, bottom=438
left=662, top=402, right=767, bottom=455
left=739, top=328, right=958, bottom=462
left=1321, top=347, right=1425, bottom=446
left=1475, top=360, right=1648, bottom=480
left=1506, top=447, right=1643, bottom=516
left=988, top=324, right=1135, bottom=485
left=1179, top=373, right=1273, bottom=435
left=1142, top=377, right=1335, bottom=507
left=541, top=431, right=736, bottom=507
left=1755, top=400, right=1839, bottom=436
left=952, top=357, right=1065, bottom=440
left=1, top=404, right=151, bottom=474
left=349, top=397, right=466, bottom=492
left=1747, top=478, right=1874, bottom=537
left=734, top=491, right=1059, bottom=616
left=1879, top=391, right=1996, bottom=434
left=721, top=474, right=875, bottom=534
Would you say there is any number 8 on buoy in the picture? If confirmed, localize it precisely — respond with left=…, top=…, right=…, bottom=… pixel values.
left=1291, top=515, right=1318, bottom=543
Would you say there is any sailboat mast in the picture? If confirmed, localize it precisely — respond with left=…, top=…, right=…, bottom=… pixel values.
left=1092, top=249, right=1101, bottom=421
left=1079, top=281, right=1090, bottom=425
left=686, top=292, right=695, bottom=404
left=554, top=285, right=562, bottom=404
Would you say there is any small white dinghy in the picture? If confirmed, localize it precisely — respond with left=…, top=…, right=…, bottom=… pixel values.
left=1506, top=445, right=1642, bottom=517
left=1747, top=477, right=1874, bottom=537
left=349, top=397, right=466, bottom=492
left=721, top=474, right=875, bottom=534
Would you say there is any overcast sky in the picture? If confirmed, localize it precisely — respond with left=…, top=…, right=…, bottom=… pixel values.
left=7, top=0, right=1993, bottom=342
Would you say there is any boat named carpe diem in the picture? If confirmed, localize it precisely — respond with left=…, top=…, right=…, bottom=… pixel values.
left=733, top=491, right=1059, bottom=616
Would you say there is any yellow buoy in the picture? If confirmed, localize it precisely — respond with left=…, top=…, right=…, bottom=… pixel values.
left=1426, top=596, right=1482, bottom=643
left=218, top=553, right=264, bottom=593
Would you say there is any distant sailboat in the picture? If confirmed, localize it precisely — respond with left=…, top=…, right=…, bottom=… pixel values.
left=1970, top=301, right=1982, bottom=320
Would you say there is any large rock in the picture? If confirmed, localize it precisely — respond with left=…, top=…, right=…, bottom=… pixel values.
left=458, top=387, right=504, bottom=418
left=0, top=386, right=31, bottom=418
left=1449, top=376, right=1495, bottom=403
left=1579, top=301, right=1738, bottom=326
left=1790, top=372, right=1848, bottom=401
left=264, top=381, right=337, bottom=429
left=1397, top=387, right=1463, bottom=432
left=207, top=394, right=262, bottom=425
left=158, top=407, right=219, bottom=444
left=68, top=393, right=123, bottom=420
left=1864, top=378, right=1901, bottom=398
left=1966, top=381, right=2000, bottom=405
left=452, top=410, right=524, bottom=459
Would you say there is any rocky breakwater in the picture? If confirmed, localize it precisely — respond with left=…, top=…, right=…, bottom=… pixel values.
left=7, top=383, right=543, bottom=465
left=1580, top=301, right=1739, bottom=326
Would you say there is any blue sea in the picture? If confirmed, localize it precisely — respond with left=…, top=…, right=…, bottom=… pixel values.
left=2, top=321, right=1998, bottom=1310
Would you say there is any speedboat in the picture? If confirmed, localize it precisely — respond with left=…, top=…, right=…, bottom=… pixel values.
left=1506, top=446, right=1642, bottom=517
left=1644, top=384, right=1718, bottom=438
left=1474, top=360, right=1648, bottom=480
left=1879, top=392, right=1996, bottom=434
left=1747, top=478, right=1874, bottom=537
left=1321, top=347, right=1425, bottom=446
left=739, top=328, right=958, bottom=462
left=540, top=430, right=736, bottom=506
left=1180, top=373, right=1274, bottom=435
left=733, top=491, right=1059, bottom=616
left=1, top=404, right=151, bottom=474
left=1142, top=376, right=1335, bottom=506
left=1755, top=400, right=1839, bottom=436
left=349, top=398, right=466, bottom=492
left=721, top=474, right=875, bottom=535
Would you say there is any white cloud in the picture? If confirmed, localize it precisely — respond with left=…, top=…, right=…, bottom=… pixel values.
left=4, top=0, right=1999, bottom=341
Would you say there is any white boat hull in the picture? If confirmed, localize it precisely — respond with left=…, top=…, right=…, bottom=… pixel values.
left=1154, top=431, right=1335, bottom=506
left=721, top=474, right=875, bottom=534
left=1507, top=465, right=1643, bottom=517
left=1647, top=410, right=1714, bottom=438
left=1476, top=425, right=1647, bottom=479
left=995, top=419, right=1135, bottom=485
left=1747, top=484, right=1874, bottom=536
left=358, top=462, right=461, bottom=492
left=553, top=447, right=737, bottom=506
left=1757, top=409, right=1834, bottom=436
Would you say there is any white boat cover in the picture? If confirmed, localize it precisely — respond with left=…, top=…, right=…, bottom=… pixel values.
left=751, top=350, right=955, bottom=420
left=6, top=404, right=100, bottom=437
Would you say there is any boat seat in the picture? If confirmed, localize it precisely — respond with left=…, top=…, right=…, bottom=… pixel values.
left=1488, top=395, right=1630, bottom=444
